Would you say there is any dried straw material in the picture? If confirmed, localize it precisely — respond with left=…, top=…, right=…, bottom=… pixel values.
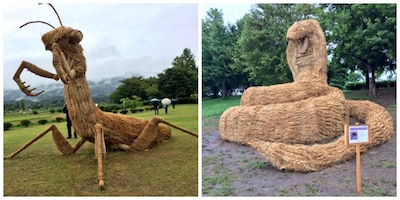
left=241, top=72, right=327, bottom=106
left=247, top=100, right=393, bottom=172
left=52, top=125, right=74, bottom=155
left=220, top=86, right=349, bottom=145
left=9, top=5, right=197, bottom=189
left=219, top=19, right=394, bottom=172
left=286, top=19, right=328, bottom=83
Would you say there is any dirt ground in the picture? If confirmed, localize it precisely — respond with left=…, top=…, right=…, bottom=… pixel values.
left=202, top=88, right=396, bottom=196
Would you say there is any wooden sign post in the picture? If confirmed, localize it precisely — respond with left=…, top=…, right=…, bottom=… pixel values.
left=344, top=122, right=371, bottom=194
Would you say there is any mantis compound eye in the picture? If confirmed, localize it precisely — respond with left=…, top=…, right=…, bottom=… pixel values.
left=69, top=30, right=83, bottom=44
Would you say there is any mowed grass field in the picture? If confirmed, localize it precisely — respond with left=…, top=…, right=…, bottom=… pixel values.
left=3, top=104, right=198, bottom=196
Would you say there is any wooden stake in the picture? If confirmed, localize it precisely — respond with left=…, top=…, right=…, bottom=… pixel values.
left=356, top=144, right=362, bottom=194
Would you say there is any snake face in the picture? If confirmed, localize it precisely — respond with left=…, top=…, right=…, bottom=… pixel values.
left=286, top=19, right=327, bottom=82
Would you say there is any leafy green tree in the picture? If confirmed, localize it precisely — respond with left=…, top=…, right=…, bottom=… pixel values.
left=120, top=97, right=133, bottom=110
left=233, top=4, right=322, bottom=86
left=202, top=8, right=246, bottom=97
left=320, top=4, right=396, bottom=97
left=346, top=71, right=364, bottom=83
left=131, top=95, right=143, bottom=109
left=20, top=99, right=25, bottom=112
left=145, top=77, right=161, bottom=98
left=120, top=95, right=142, bottom=110
left=158, top=48, right=198, bottom=98
left=109, top=76, right=149, bottom=103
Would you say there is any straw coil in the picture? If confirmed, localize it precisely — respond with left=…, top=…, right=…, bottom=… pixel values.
left=219, top=19, right=394, bottom=172
left=247, top=100, right=393, bottom=172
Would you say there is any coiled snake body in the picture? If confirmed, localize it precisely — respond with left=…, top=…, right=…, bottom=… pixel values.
left=219, top=19, right=394, bottom=172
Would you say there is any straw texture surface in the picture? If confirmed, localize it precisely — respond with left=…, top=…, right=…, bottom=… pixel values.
left=219, top=19, right=394, bottom=172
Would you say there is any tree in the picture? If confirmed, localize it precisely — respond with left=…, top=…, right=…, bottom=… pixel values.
left=233, top=4, right=322, bottom=86
left=120, top=95, right=142, bottom=111
left=158, top=48, right=198, bottom=98
left=109, top=76, right=149, bottom=103
left=202, top=8, right=246, bottom=97
left=145, top=77, right=162, bottom=98
left=120, top=97, right=133, bottom=110
left=20, top=99, right=25, bottom=112
left=321, top=4, right=396, bottom=97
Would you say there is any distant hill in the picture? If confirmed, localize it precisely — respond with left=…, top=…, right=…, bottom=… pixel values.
left=3, top=77, right=124, bottom=105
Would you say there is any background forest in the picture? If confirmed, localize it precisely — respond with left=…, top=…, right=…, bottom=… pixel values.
left=202, top=4, right=396, bottom=98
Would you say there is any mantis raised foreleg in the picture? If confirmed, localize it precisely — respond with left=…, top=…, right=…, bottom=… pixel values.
left=13, top=61, right=59, bottom=96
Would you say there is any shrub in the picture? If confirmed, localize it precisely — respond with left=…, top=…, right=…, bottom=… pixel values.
left=4, top=122, right=12, bottom=131
left=49, top=109, right=55, bottom=113
left=376, top=80, right=396, bottom=88
left=177, top=97, right=198, bottom=104
left=99, top=104, right=121, bottom=112
left=55, top=117, right=64, bottom=122
left=32, top=111, right=38, bottom=114
left=329, top=83, right=343, bottom=90
left=38, top=119, right=48, bottom=125
left=21, top=120, right=31, bottom=127
left=130, top=108, right=137, bottom=113
left=345, top=82, right=365, bottom=90
left=345, top=80, right=396, bottom=90
left=120, top=109, right=128, bottom=114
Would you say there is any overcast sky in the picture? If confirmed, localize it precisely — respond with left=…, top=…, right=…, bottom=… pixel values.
left=2, top=3, right=198, bottom=90
left=201, top=3, right=253, bottom=25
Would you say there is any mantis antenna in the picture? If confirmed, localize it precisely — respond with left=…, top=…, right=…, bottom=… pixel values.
left=20, top=3, right=63, bottom=29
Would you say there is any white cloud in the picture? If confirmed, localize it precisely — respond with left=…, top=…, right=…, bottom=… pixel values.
left=3, top=3, right=198, bottom=89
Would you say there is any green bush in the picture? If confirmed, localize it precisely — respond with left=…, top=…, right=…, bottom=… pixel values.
left=345, top=80, right=396, bottom=90
left=130, top=108, right=137, bottom=113
left=329, top=83, right=343, bottom=90
left=55, top=117, right=64, bottom=122
left=38, top=119, right=48, bottom=125
left=120, top=109, right=128, bottom=114
left=376, top=80, right=396, bottom=88
left=99, top=104, right=121, bottom=112
left=345, top=82, right=365, bottom=90
left=21, top=120, right=31, bottom=127
left=4, top=122, right=12, bottom=131
left=32, top=111, right=38, bottom=114
left=49, top=109, right=55, bottom=113
left=178, top=97, right=198, bottom=104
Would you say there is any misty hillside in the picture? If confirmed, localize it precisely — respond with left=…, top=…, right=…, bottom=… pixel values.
left=4, top=77, right=123, bottom=105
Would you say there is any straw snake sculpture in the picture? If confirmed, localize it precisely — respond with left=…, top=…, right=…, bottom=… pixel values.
left=5, top=4, right=197, bottom=189
left=219, top=19, right=394, bottom=172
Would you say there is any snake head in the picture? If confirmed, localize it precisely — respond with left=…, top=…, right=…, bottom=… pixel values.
left=286, top=19, right=319, bottom=41
left=286, top=19, right=327, bottom=83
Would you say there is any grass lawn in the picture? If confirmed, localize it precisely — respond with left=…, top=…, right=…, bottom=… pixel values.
left=202, top=96, right=241, bottom=119
left=3, top=104, right=198, bottom=196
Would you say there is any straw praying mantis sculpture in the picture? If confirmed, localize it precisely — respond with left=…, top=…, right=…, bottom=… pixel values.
left=5, top=3, right=197, bottom=189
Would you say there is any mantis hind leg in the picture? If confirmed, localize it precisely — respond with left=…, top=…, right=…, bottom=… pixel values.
left=130, top=117, right=171, bottom=151
left=5, top=125, right=76, bottom=159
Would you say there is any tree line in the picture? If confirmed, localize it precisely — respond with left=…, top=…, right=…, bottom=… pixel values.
left=109, top=48, right=198, bottom=103
left=202, top=4, right=396, bottom=97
